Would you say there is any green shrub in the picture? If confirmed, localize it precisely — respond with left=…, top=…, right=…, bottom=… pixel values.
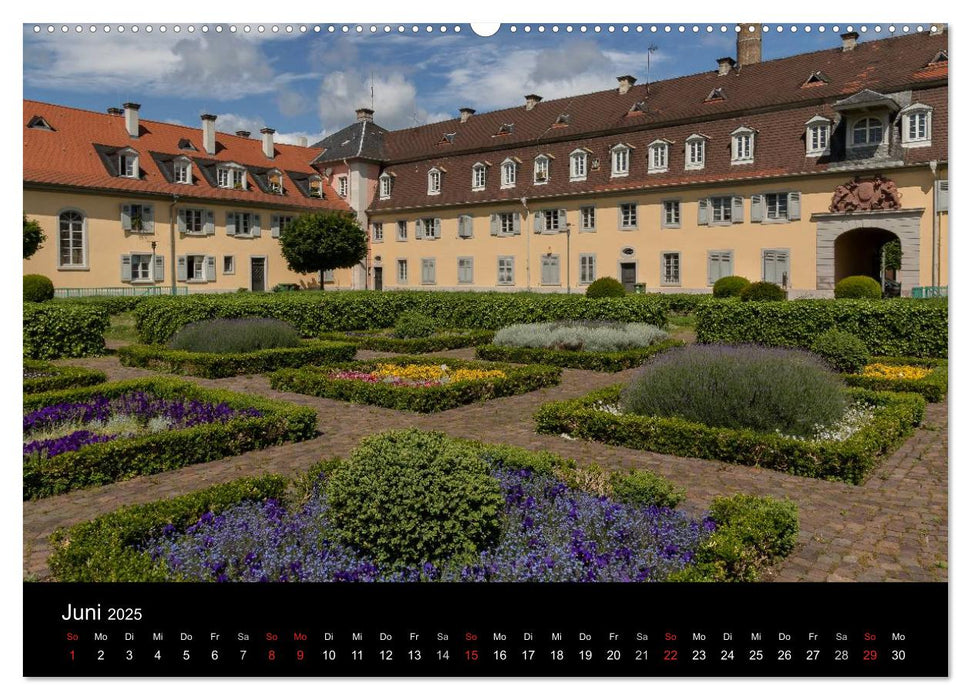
left=585, top=277, right=626, bottom=298
left=319, top=329, right=494, bottom=353
left=712, top=276, right=750, bottom=298
left=168, top=318, right=302, bottom=353
left=609, top=469, right=685, bottom=509
left=492, top=321, right=668, bottom=353
left=476, top=338, right=683, bottom=372
left=739, top=281, right=786, bottom=302
left=23, top=360, right=107, bottom=394
left=51, top=296, right=146, bottom=314
left=24, top=303, right=109, bottom=359
left=393, top=311, right=438, bottom=339
left=695, top=298, right=947, bottom=358
left=835, top=275, right=882, bottom=300
left=325, top=430, right=503, bottom=568
left=810, top=329, right=869, bottom=374
left=670, top=495, right=798, bottom=582
left=619, top=345, right=847, bottom=438
left=23, top=274, right=54, bottom=303
left=844, top=356, right=948, bottom=402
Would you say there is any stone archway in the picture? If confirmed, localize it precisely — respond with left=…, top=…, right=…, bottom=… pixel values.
left=834, top=228, right=898, bottom=285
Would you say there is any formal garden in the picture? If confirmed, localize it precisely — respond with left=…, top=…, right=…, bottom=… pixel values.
left=21, top=276, right=949, bottom=584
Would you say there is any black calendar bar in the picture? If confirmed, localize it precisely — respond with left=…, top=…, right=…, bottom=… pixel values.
left=24, top=582, right=947, bottom=677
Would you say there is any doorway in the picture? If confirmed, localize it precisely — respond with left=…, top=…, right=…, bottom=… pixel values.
left=374, top=267, right=383, bottom=291
left=834, top=228, right=898, bottom=288
left=620, top=262, right=636, bottom=292
left=250, top=257, right=266, bottom=292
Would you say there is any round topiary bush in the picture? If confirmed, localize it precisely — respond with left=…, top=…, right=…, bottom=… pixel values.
left=585, top=276, right=626, bottom=298
left=739, top=281, right=786, bottom=302
left=167, top=318, right=302, bottom=353
left=834, top=275, right=882, bottom=300
left=393, top=311, right=438, bottom=339
left=619, top=345, right=848, bottom=438
left=23, top=274, right=54, bottom=303
left=712, top=275, right=750, bottom=298
left=810, top=328, right=869, bottom=374
left=325, top=430, right=503, bottom=568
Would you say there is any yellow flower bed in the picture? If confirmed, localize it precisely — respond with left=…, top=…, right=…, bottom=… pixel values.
left=372, top=363, right=506, bottom=383
left=860, top=363, right=931, bottom=381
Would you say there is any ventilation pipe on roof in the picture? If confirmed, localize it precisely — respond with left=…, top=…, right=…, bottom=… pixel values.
left=107, top=107, right=124, bottom=116
left=355, top=107, right=374, bottom=123
left=235, top=130, right=251, bottom=138
left=717, top=57, right=737, bottom=76
left=459, top=107, right=476, bottom=123
left=525, top=94, right=543, bottom=110
left=260, top=127, right=275, bottom=159
left=841, top=32, right=859, bottom=51
left=123, top=102, right=140, bottom=138
left=736, top=24, right=762, bottom=65
left=201, top=114, right=217, bottom=155
left=616, top=75, right=637, bottom=94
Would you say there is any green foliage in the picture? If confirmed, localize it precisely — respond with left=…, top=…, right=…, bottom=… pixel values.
left=23, top=274, right=54, bottom=303
left=535, top=385, right=924, bottom=484
left=810, top=329, right=869, bottom=374
left=843, top=356, right=948, bottom=402
left=318, top=329, right=494, bottom=353
left=23, top=378, right=317, bottom=499
left=270, top=356, right=561, bottom=413
left=608, top=469, right=685, bottom=509
left=712, top=276, right=750, bottom=298
left=585, top=276, right=626, bottom=298
left=168, top=318, right=302, bottom=353
left=834, top=275, right=882, bottom=300
left=23, top=303, right=109, bottom=359
left=476, top=338, right=683, bottom=372
left=493, top=321, right=669, bottom=352
left=619, top=346, right=847, bottom=439
left=132, top=291, right=669, bottom=344
left=393, top=311, right=438, bottom=339
left=23, top=215, right=45, bottom=259
left=882, top=240, right=902, bottom=271
left=118, top=341, right=356, bottom=378
left=325, top=430, right=504, bottom=568
left=670, top=495, right=799, bottom=582
left=739, top=281, right=786, bottom=302
left=278, top=212, right=368, bottom=285
left=695, top=298, right=948, bottom=358
left=47, top=476, right=287, bottom=582
left=51, top=296, right=146, bottom=314
left=23, top=360, right=107, bottom=394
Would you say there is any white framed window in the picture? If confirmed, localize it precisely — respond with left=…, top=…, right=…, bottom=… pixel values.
left=174, top=158, right=192, bottom=184
left=579, top=254, right=596, bottom=284
left=416, top=217, right=441, bottom=239
left=308, top=177, right=324, bottom=198
left=421, top=258, right=436, bottom=285
left=570, top=150, right=588, bottom=181
left=619, top=203, right=637, bottom=230
left=501, top=159, right=517, bottom=188
left=764, top=193, right=789, bottom=221
left=662, top=200, right=681, bottom=228
left=427, top=169, right=441, bottom=195
left=321, top=269, right=335, bottom=283
left=497, top=256, right=515, bottom=286
left=902, top=104, right=932, bottom=146
left=188, top=255, right=206, bottom=282
left=661, top=252, right=681, bottom=286
left=266, top=170, right=283, bottom=195
left=336, top=175, right=349, bottom=198
left=611, top=145, right=630, bottom=177
left=685, top=135, right=706, bottom=170
left=472, top=163, right=487, bottom=191
left=396, top=221, right=408, bottom=241
left=648, top=140, right=669, bottom=173
left=540, top=255, right=561, bottom=286
left=534, top=155, right=550, bottom=184
left=805, top=117, right=831, bottom=156
left=180, top=208, right=208, bottom=235
left=130, top=254, right=152, bottom=282
left=273, top=215, right=294, bottom=239
left=58, top=210, right=86, bottom=268
left=121, top=203, right=154, bottom=233
left=707, top=250, right=734, bottom=285
left=580, top=206, right=596, bottom=232
left=851, top=117, right=883, bottom=146
left=457, top=257, right=474, bottom=284
left=119, top=151, right=139, bottom=178
left=217, top=165, right=246, bottom=190
left=699, top=195, right=743, bottom=225
left=762, top=249, right=790, bottom=287
left=176, top=254, right=215, bottom=283
left=372, top=222, right=384, bottom=242
left=538, top=208, right=566, bottom=233
left=396, top=259, right=408, bottom=284
left=711, top=196, right=734, bottom=224
left=751, top=192, right=801, bottom=223
left=227, top=211, right=260, bottom=238
left=731, top=127, right=755, bottom=164
left=379, top=173, right=393, bottom=199
left=497, top=212, right=518, bottom=235
left=223, top=255, right=235, bottom=275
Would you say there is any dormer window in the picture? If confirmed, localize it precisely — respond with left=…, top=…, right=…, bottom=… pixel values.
left=554, top=113, right=570, bottom=127
left=267, top=170, right=284, bottom=194
left=629, top=101, right=647, bottom=115
left=496, top=123, right=514, bottom=136
left=805, top=116, right=832, bottom=156
left=427, top=168, right=442, bottom=195
left=174, top=157, right=192, bottom=184
left=439, top=132, right=456, bottom=145
left=501, top=158, right=517, bottom=189
left=648, top=140, right=670, bottom=174
left=472, top=163, right=487, bottom=191
left=177, top=138, right=197, bottom=151
left=929, top=50, right=948, bottom=65
left=570, top=149, right=588, bottom=181
left=27, top=116, right=54, bottom=131
left=901, top=104, right=932, bottom=147
left=118, top=150, right=139, bottom=179
left=802, top=71, right=829, bottom=88
left=379, top=173, right=394, bottom=199
left=705, top=88, right=726, bottom=102
left=685, top=134, right=706, bottom=170
left=851, top=117, right=883, bottom=146
left=309, top=176, right=324, bottom=198
left=730, top=127, right=755, bottom=164
left=217, top=164, right=247, bottom=190
left=534, top=155, right=550, bottom=185
left=611, top=144, right=631, bottom=177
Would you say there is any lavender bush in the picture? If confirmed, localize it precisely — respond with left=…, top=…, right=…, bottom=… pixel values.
left=168, top=318, right=302, bottom=353
left=493, top=321, right=669, bottom=353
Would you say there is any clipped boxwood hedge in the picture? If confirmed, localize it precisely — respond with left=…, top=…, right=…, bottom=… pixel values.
left=844, top=356, right=948, bottom=402
left=51, top=296, right=147, bottom=315
left=475, top=337, right=684, bottom=372
left=23, top=378, right=317, bottom=499
left=117, top=340, right=357, bottom=378
left=535, top=385, right=925, bottom=484
left=24, top=302, right=109, bottom=359
left=133, top=291, right=670, bottom=344
left=318, top=329, right=494, bottom=353
left=696, top=298, right=948, bottom=358
left=23, top=360, right=107, bottom=394
left=270, top=356, right=561, bottom=412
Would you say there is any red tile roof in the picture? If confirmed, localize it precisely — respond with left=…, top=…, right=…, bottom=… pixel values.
left=23, top=100, right=350, bottom=212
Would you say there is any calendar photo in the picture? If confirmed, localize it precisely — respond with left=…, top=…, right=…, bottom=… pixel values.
left=21, top=19, right=949, bottom=677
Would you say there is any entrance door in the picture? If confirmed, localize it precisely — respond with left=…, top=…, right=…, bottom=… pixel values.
left=374, top=267, right=383, bottom=291
left=251, top=257, right=266, bottom=292
left=620, top=262, right=636, bottom=292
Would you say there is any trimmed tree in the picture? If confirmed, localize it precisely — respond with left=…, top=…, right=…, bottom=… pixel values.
left=24, top=215, right=45, bottom=260
left=278, top=212, right=368, bottom=289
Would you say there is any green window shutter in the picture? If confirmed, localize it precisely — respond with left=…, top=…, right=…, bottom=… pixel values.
left=120, top=254, right=132, bottom=282
left=225, top=212, right=236, bottom=236
left=177, top=256, right=187, bottom=282
left=154, top=255, right=164, bottom=282
left=489, top=213, right=498, bottom=236
left=142, top=204, right=155, bottom=233
left=731, top=196, right=744, bottom=223
left=787, top=192, right=801, bottom=221
left=271, top=214, right=280, bottom=238
left=177, top=208, right=187, bottom=234
left=205, top=255, right=217, bottom=282
left=205, top=210, right=215, bottom=235
left=121, top=204, right=132, bottom=231
left=698, top=198, right=710, bottom=226
left=750, top=195, right=764, bottom=223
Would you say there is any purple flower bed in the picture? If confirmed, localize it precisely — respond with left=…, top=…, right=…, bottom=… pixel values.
left=147, top=468, right=714, bottom=583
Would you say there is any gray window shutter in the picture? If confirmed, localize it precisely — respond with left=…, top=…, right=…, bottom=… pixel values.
left=707, top=254, right=718, bottom=285
left=513, top=213, right=521, bottom=235
left=698, top=198, right=710, bottom=226
left=271, top=214, right=281, bottom=238
left=205, top=255, right=217, bottom=282
left=121, top=204, right=132, bottom=231
left=434, top=218, right=442, bottom=238
left=177, top=208, right=187, bottom=234
left=177, top=256, right=187, bottom=282
left=533, top=212, right=543, bottom=233
left=936, top=180, right=948, bottom=212
left=205, top=210, right=215, bottom=235
left=617, top=205, right=623, bottom=230
left=154, top=255, right=164, bottom=282
left=225, top=212, right=236, bottom=236
left=120, top=254, right=132, bottom=282
left=142, top=204, right=155, bottom=233
left=557, top=209, right=567, bottom=231
left=489, top=214, right=498, bottom=236
left=731, top=195, right=744, bottom=223
left=750, top=195, right=764, bottom=223
left=415, top=219, right=424, bottom=239
left=252, top=214, right=261, bottom=237
left=787, top=192, right=801, bottom=221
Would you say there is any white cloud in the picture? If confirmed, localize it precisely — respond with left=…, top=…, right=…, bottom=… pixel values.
left=314, top=71, right=450, bottom=133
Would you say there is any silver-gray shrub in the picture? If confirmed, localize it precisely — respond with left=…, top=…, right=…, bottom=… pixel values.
left=168, top=318, right=302, bottom=354
left=619, top=345, right=848, bottom=438
left=493, top=321, right=668, bottom=353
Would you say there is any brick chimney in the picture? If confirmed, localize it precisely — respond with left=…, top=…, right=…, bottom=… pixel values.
left=235, top=130, right=251, bottom=138
left=123, top=102, right=140, bottom=138
left=841, top=31, right=859, bottom=51
left=736, top=23, right=762, bottom=66
left=616, top=75, right=637, bottom=95
left=459, top=107, right=476, bottom=123
left=107, top=107, right=124, bottom=116
left=717, top=57, right=736, bottom=76
left=355, top=107, right=374, bottom=123
left=260, top=127, right=275, bottom=159
left=525, top=94, right=543, bottom=110
left=201, top=114, right=217, bottom=155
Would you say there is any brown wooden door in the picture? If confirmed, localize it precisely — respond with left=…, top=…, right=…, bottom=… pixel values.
left=620, top=263, right=636, bottom=292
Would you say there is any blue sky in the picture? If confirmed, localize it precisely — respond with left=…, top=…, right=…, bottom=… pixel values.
left=23, top=23, right=906, bottom=145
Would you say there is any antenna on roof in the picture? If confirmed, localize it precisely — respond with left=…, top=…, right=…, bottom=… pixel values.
left=645, top=44, right=659, bottom=93
left=369, top=71, right=375, bottom=110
